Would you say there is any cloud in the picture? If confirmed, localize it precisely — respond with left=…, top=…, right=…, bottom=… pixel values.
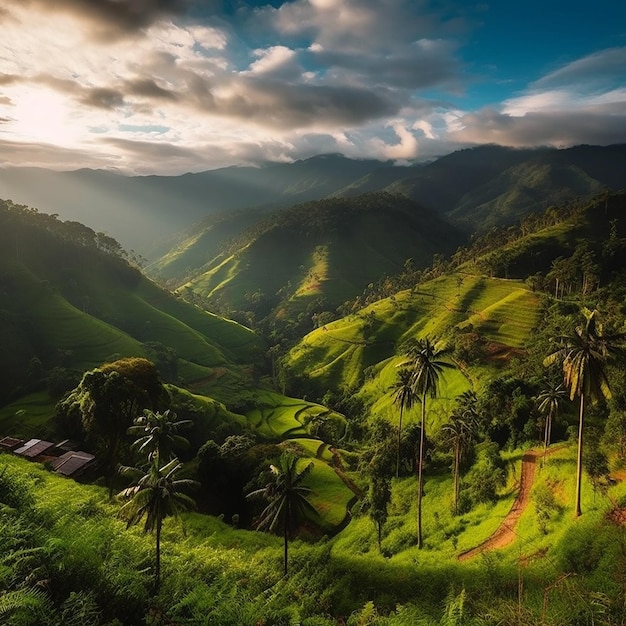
left=254, top=0, right=466, bottom=91
left=533, top=47, right=626, bottom=91
left=449, top=105, right=626, bottom=147
left=125, top=78, right=179, bottom=101
left=310, top=39, right=461, bottom=90
left=266, top=0, right=467, bottom=53
left=0, top=74, right=20, bottom=85
left=371, top=123, right=420, bottom=160
left=244, top=46, right=302, bottom=79
left=188, top=77, right=400, bottom=129
left=448, top=46, right=626, bottom=149
left=0, top=0, right=194, bottom=37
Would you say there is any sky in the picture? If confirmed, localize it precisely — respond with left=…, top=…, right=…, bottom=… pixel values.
left=0, top=0, right=625, bottom=175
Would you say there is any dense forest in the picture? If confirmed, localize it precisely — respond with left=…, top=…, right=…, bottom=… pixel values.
left=2, top=172, right=626, bottom=624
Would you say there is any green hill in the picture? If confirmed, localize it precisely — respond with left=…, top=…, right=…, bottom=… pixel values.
left=0, top=200, right=263, bottom=413
left=3, top=186, right=626, bottom=625
left=173, top=192, right=464, bottom=328
left=285, top=272, right=541, bottom=428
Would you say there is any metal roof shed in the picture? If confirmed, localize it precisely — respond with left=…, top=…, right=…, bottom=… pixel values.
left=50, top=451, right=96, bottom=477
left=14, top=439, right=56, bottom=459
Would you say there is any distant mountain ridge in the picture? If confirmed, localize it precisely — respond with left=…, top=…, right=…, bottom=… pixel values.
left=1, top=144, right=624, bottom=256
left=0, top=155, right=391, bottom=255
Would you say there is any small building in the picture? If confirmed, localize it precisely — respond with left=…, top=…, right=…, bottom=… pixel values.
left=50, top=451, right=96, bottom=478
left=0, top=437, right=24, bottom=452
left=13, top=439, right=56, bottom=460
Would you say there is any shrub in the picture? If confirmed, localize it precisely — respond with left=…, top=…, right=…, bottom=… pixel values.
left=462, top=442, right=506, bottom=506
left=533, top=483, right=562, bottom=534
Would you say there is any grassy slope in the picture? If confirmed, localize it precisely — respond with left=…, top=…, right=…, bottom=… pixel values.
left=0, top=206, right=264, bottom=417
left=3, top=441, right=624, bottom=624
left=287, top=272, right=541, bottom=429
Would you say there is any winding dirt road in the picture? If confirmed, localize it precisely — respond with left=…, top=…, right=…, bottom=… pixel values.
left=458, top=448, right=560, bottom=561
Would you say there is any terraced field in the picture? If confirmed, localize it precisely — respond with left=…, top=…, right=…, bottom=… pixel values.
left=245, top=390, right=346, bottom=440
left=286, top=272, right=542, bottom=429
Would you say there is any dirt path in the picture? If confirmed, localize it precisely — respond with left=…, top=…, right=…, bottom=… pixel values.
left=458, top=447, right=563, bottom=561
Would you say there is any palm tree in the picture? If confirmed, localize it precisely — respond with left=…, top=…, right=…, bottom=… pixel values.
left=536, top=382, right=567, bottom=466
left=247, top=453, right=318, bottom=576
left=544, top=308, right=624, bottom=516
left=441, top=401, right=478, bottom=515
left=403, top=337, right=455, bottom=548
left=392, top=367, right=417, bottom=478
left=128, top=409, right=192, bottom=465
left=118, top=458, right=197, bottom=590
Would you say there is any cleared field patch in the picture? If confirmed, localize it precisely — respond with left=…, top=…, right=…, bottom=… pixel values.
left=304, top=457, right=356, bottom=530
left=460, top=287, right=541, bottom=347
left=290, top=437, right=326, bottom=458
left=288, top=273, right=541, bottom=431
left=294, top=245, right=329, bottom=298
left=245, top=391, right=337, bottom=439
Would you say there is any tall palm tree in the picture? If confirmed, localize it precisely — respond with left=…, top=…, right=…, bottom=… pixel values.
left=392, top=367, right=417, bottom=478
left=118, top=458, right=197, bottom=590
left=403, top=337, right=455, bottom=548
left=128, top=409, right=192, bottom=465
left=544, top=308, right=624, bottom=516
left=536, top=382, right=567, bottom=466
left=247, top=453, right=318, bottom=576
left=441, top=402, right=478, bottom=515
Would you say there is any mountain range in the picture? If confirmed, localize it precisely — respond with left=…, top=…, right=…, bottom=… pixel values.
left=1, top=144, right=624, bottom=257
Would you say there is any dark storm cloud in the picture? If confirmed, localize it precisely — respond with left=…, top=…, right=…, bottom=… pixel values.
left=125, top=79, right=179, bottom=101
left=311, top=40, right=461, bottom=90
left=80, top=87, right=127, bottom=110
left=1, top=0, right=193, bottom=35
left=189, top=77, right=400, bottom=129
left=451, top=106, right=626, bottom=147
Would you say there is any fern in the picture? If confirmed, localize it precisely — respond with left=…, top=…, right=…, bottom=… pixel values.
left=441, top=587, right=466, bottom=626
left=0, top=588, right=54, bottom=624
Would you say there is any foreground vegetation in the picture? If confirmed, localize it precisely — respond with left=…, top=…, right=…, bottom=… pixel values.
left=2, top=443, right=626, bottom=625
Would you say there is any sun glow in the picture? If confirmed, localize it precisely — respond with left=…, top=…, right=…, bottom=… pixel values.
left=6, top=87, right=84, bottom=146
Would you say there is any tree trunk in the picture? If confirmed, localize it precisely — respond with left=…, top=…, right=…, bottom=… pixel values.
left=453, top=443, right=460, bottom=515
left=542, top=412, right=550, bottom=468
left=575, top=394, right=585, bottom=517
left=283, top=525, right=289, bottom=576
left=417, top=394, right=426, bottom=549
left=107, top=437, right=120, bottom=501
left=155, top=519, right=162, bottom=591
left=396, top=406, right=403, bottom=479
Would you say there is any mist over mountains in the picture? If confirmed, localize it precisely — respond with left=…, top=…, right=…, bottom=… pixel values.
left=1, top=144, right=624, bottom=257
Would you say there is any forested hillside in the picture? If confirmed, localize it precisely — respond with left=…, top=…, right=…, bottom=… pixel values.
left=162, top=193, right=464, bottom=340
left=0, top=199, right=262, bottom=414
